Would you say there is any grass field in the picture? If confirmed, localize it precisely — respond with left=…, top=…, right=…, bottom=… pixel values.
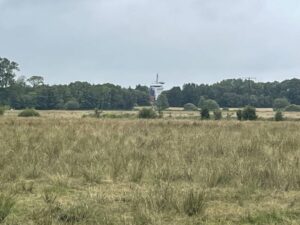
left=4, top=108, right=300, bottom=119
left=0, top=113, right=300, bottom=224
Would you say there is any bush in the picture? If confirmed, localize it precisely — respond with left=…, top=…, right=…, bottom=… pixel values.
left=273, top=98, right=290, bottom=110
left=236, top=110, right=242, bottom=121
left=284, top=104, right=300, bottom=112
left=200, top=99, right=220, bottom=111
left=241, top=106, right=257, bottom=120
left=138, top=108, right=157, bottom=119
left=213, top=110, right=222, bottom=120
left=0, top=107, right=5, bottom=116
left=64, top=100, right=80, bottom=110
left=18, top=108, right=40, bottom=117
left=274, top=111, right=284, bottom=121
left=184, top=103, right=198, bottom=111
left=201, top=108, right=210, bottom=120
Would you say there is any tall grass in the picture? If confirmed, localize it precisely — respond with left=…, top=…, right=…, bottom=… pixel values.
left=0, top=118, right=300, bottom=224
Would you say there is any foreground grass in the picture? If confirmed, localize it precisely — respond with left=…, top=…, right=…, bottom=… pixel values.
left=0, top=118, right=299, bottom=224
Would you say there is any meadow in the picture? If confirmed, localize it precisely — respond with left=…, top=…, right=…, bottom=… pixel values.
left=0, top=112, right=300, bottom=224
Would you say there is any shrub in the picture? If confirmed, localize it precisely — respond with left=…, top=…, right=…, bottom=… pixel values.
left=64, top=100, right=80, bottom=110
left=273, top=98, right=290, bottom=110
left=0, top=194, right=15, bottom=223
left=138, top=108, right=157, bottom=119
left=183, top=190, right=206, bottom=217
left=0, top=107, right=5, bottom=116
left=241, top=106, right=257, bottom=120
left=213, top=110, right=222, bottom=120
left=94, top=108, right=101, bottom=118
left=201, top=108, right=210, bottom=120
left=18, top=108, right=40, bottom=117
left=156, top=94, right=169, bottom=111
left=274, top=111, right=284, bottom=121
left=284, top=104, right=300, bottom=112
left=184, top=103, right=198, bottom=111
left=236, top=110, right=242, bottom=121
left=200, top=99, right=220, bottom=111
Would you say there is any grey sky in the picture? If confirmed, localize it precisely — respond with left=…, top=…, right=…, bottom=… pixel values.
left=1, top=0, right=300, bottom=88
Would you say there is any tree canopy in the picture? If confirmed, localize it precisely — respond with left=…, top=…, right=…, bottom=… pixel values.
left=0, top=58, right=19, bottom=88
left=2, top=57, right=300, bottom=110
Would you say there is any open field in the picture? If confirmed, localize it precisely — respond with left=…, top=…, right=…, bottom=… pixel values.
left=4, top=108, right=300, bottom=119
left=0, top=115, right=300, bottom=224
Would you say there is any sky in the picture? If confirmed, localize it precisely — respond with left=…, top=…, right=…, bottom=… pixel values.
left=1, top=0, right=300, bottom=88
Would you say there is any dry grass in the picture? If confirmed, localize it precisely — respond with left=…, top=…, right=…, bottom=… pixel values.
left=6, top=108, right=300, bottom=120
left=0, top=116, right=300, bottom=224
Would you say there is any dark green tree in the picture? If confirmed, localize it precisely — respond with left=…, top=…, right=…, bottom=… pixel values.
left=165, top=87, right=183, bottom=107
left=138, top=108, right=157, bottom=119
left=274, top=111, right=284, bottom=121
left=0, top=57, right=19, bottom=88
left=198, top=96, right=206, bottom=108
left=156, top=94, right=169, bottom=111
left=201, top=108, right=210, bottom=120
left=27, top=76, right=44, bottom=87
left=273, top=98, right=290, bottom=110
left=184, top=103, right=198, bottom=111
left=201, top=99, right=220, bottom=111
left=241, top=106, right=257, bottom=120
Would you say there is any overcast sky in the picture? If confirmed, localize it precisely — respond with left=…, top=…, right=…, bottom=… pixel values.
left=1, top=0, right=300, bottom=88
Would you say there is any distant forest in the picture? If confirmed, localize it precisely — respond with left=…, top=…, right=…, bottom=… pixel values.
left=1, top=57, right=300, bottom=110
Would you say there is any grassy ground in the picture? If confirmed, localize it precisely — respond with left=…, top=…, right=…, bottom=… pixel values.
left=5, top=108, right=300, bottom=119
left=0, top=115, right=300, bottom=224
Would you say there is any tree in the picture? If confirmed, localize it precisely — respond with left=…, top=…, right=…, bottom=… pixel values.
left=165, top=87, right=183, bottom=107
left=184, top=103, right=198, bottom=111
left=156, top=94, right=169, bottom=111
left=201, top=108, right=210, bottom=119
left=182, top=83, right=200, bottom=105
left=138, top=108, right=157, bottom=119
left=284, top=104, right=300, bottom=112
left=201, top=99, right=220, bottom=111
left=274, top=111, right=284, bottom=121
left=0, top=57, right=19, bottom=88
left=198, top=96, right=206, bottom=108
left=273, top=98, right=290, bottom=110
left=27, top=76, right=44, bottom=87
left=241, top=106, right=257, bottom=120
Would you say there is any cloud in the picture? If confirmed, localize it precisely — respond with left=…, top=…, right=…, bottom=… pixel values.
left=1, top=0, right=300, bottom=87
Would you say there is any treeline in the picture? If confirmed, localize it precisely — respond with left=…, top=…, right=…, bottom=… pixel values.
left=0, top=81, right=150, bottom=110
left=0, top=57, right=151, bottom=110
left=2, top=57, right=300, bottom=110
left=165, top=79, right=300, bottom=108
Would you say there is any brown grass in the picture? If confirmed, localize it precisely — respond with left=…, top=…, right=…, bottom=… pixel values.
left=0, top=115, right=299, bottom=224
